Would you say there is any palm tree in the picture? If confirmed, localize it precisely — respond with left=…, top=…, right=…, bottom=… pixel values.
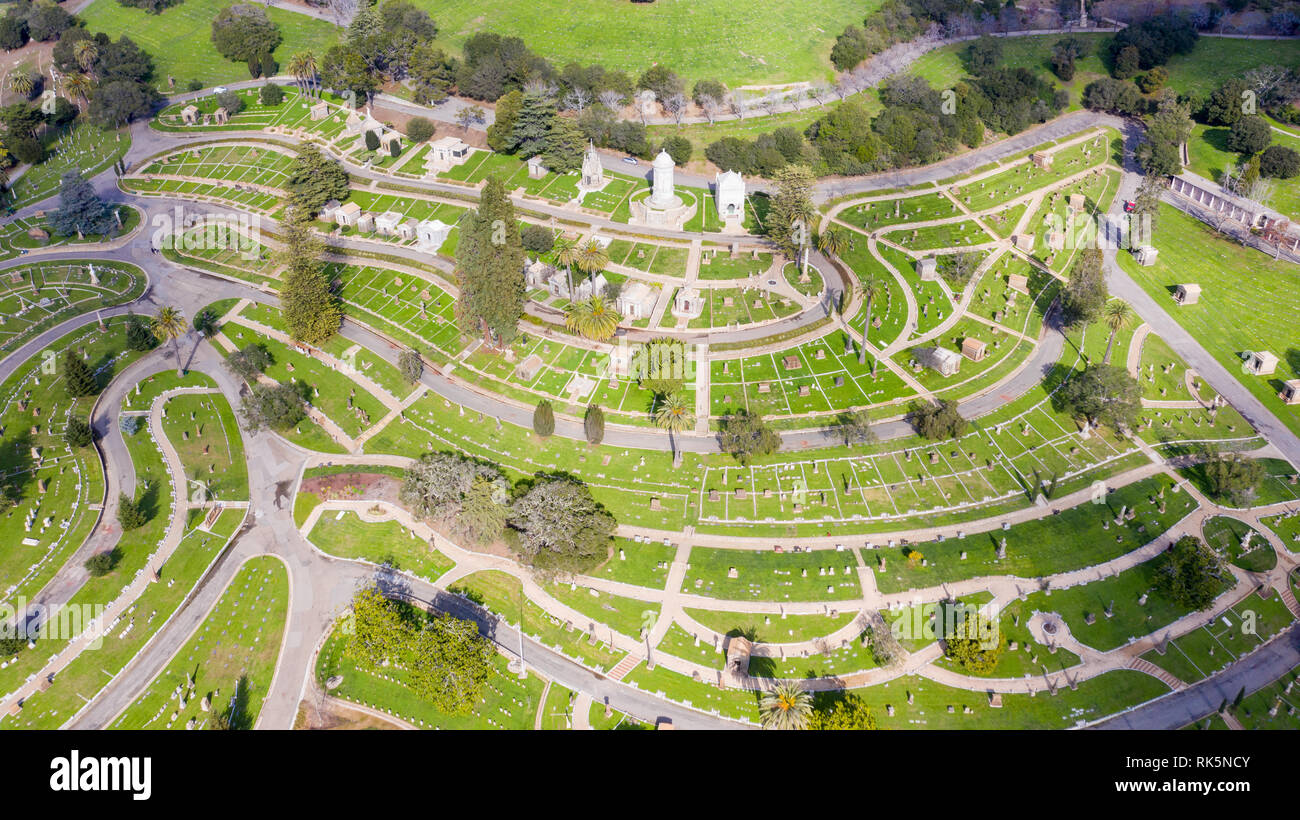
left=152, top=306, right=187, bottom=376
left=563, top=295, right=622, bottom=342
left=759, top=681, right=812, bottom=730
left=73, top=40, right=98, bottom=78
left=577, top=238, right=609, bottom=274
left=288, top=51, right=317, bottom=97
left=576, top=237, right=609, bottom=296
left=1102, top=301, right=1132, bottom=365
left=858, top=274, right=879, bottom=369
left=553, top=236, right=579, bottom=299
left=7, top=72, right=33, bottom=100
left=789, top=202, right=816, bottom=274
left=652, top=390, right=693, bottom=464
left=62, top=73, right=92, bottom=111
left=816, top=227, right=846, bottom=259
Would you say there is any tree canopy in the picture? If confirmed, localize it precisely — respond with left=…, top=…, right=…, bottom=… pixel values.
left=507, top=477, right=616, bottom=575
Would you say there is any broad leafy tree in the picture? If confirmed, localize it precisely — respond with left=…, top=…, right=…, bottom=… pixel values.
left=719, top=410, right=780, bottom=465
left=1062, top=365, right=1141, bottom=430
left=507, top=478, right=616, bottom=575
left=1155, top=535, right=1226, bottom=611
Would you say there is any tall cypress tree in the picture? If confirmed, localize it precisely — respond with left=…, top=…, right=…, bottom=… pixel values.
left=509, top=88, right=558, bottom=157
left=63, top=349, right=98, bottom=397
left=278, top=212, right=341, bottom=345
left=455, top=177, right=525, bottom=348
left=533, top=399, right=555, bottom=437
left=584, top=403, right=604, bottom=445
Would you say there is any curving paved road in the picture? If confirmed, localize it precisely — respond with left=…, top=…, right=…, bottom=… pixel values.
left=4, top=93, right=1298, bottom=728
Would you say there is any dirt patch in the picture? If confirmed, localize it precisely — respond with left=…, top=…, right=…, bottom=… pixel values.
left=300, top=472, right=403, bottom=505
left=294, top=697, right=403, bottom=730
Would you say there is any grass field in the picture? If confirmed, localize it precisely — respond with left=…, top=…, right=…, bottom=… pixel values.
left=113, top=555, right=289, bottom=730
left=79, top=0, right=343, bottom=90
left=413, top=0, right=875, bottom=87
left=1186, top=123, right=1300, bottom=222
left=7, top=123, right=130, bottom=210
left=1117, top=204, right=1300, bottom=440
left=307, top=511, right=455, bottom=582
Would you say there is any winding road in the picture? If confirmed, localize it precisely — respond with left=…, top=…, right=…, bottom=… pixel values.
left=1, top=76, right=1297, bottom=729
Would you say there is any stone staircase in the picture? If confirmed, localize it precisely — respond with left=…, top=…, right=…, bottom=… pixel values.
left=1129, top=656, right=1186, bottom=691
left=607, top=653, right=642, bottom=681
left=1279, top=584, right=1300, bottom=619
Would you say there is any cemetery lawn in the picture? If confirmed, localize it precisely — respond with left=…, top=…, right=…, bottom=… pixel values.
left=871, top=474, right=1191, bottom=594
left=587, top=536, right=676, bottom=589
left=7, top=124, right=130, bottom=210
left=847, top=670, right=1168, bottom=728
left=4, top=509, right=245, bottom=729
left=412, top=0, right=876, bottom=87
left=1201, top=516, right=1277, bottom=573
left=1261, top=511, right=1300, bottom=553
left=307, top=511, right=455, bottom=582
left=448, top=571, right=626, bottom=672
left=160, top=392, right=248, bottom=501
left=1117, top=204, right=1300, bottom=440
left=0, top=318, right=146, bottom=607
left=588, top=702, right=651, bottom=730
left=79, top=0, right=343, bottom=90
left=221, top=322, right=391, bottom=440
left=683, top=607, right=856, bottom=643
left=1141, top=589, right=1295, bottom=684
left=113, top=555, right=290, bottom=729
left=681, top=546, right=863, bottom=602
left=1232, top=663, right=1300, bottom=730
left=539, top=682, right=575, bottom=730
left=0, top=261, right=146, bottom=357
left=316, top=620, right=546, bottom=729
left=123, top=370, right=218, bottom=412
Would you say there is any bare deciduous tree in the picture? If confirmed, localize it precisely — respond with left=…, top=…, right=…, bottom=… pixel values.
left=636, top=89, right=656, bottom=125
left=662, top=91, right=687, bottom=125
left=698, top=93, right=721, bottom=125
left=523, top=78, right=559, bottom=100
left=327, top=0, right=358, bottom=29
left=598, top=89, right=625, bottom=114
left=727, top=91, right=747, bottom=119
left=562, top=87, right=592, bottom=113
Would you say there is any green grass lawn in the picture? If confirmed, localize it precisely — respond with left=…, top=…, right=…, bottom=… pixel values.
left=0, top=261, right=146, bottom=356
left=1201, top=515, right=1278, bottom=572
left=160, top=392, right=248, bottom=501
left=1233, top=664, right=1300, bottom=730
left=307, top=511, right=455, bottom=582
left=906, top=34, right=1300, bottom=113
left=1186, top=123, right=1300, bottom=221
left=7, top=123, right=130, bottom=210
left=4, top=508, right=245, bottom=729
left=412, top=0, right=876, bottom=87
left=588, top=536, right=675, bottom=589
left=683, top=607, right=856, bottom=643
left=113, top=555, right=289, bottom=729
left=79, top=0, right=343, bottom=90
left=1142, top=588, right=1295, bottom=684
left=448, top=571, right=627, bottom=671
left=1117, top=204, right=1300, bottom=441
left=871, top=474, right=1191, bottom=594
left=682, top=545, right=862, bottom=602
